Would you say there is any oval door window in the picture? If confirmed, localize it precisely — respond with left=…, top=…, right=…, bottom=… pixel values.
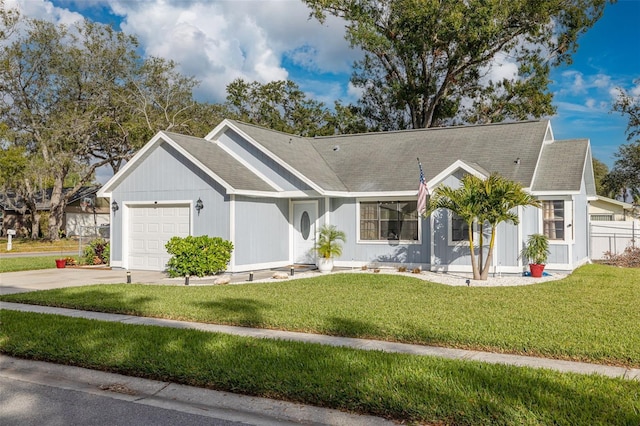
left=300, top=211, right=311, bottom=240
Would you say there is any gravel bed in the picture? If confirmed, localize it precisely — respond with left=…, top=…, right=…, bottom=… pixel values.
left=257, top=267, right=568, bottom=287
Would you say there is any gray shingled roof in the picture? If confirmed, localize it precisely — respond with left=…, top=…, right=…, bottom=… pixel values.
left=313, top=120, right=548, bottom=191
left=228, top=121, right=348, bottom=191
left=232, top=119, right=550, bottom=192
left=531, top=139, right=589, bottom=192
left=162, top=120, right=588, bottom=195
left=165, top=132, right=276, bottom=192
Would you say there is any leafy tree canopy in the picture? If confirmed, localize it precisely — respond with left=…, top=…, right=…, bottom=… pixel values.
left=592, top=157, right=609, bottom=197
left=606, top=78, right=640, bottom=201
left=224, top=79, right=367, bottom=136
left=0, top=12, right=207, bottom=239
left=303, top=0, right=611, bottom=130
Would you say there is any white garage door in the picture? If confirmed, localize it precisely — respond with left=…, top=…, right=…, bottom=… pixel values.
left=128, top=205, right=190, bottom=271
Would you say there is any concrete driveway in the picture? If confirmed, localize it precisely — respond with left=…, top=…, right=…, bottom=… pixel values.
left=0, top=267, right=171, bottom=295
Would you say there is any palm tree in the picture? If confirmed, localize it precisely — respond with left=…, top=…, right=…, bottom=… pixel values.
left=426, top=173, right=540, bottom=280
left=427, top=174, right=484, bottom=279
left=477, top=174, right=541, bottom=280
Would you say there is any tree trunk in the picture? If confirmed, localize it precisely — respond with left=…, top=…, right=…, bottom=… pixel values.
left=480, top=228, right=497, bottom=280
left=30, top=210, right=40, bottom=239
left=47, top=174, right=66, bottom=240
left=468, top=223, right=481, bottom=280
left=478, top=223, right=484, bottom=276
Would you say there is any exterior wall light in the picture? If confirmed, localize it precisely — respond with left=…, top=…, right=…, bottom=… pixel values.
left=111, top=200, right=119, bottom=213
left=195, top=198, right=204, bottom=215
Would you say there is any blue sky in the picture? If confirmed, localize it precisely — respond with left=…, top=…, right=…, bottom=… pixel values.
left=13, top=0, right=640, bottom=170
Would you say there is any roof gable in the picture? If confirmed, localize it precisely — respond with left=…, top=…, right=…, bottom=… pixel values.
left=530, top=139, right=590, bottom=193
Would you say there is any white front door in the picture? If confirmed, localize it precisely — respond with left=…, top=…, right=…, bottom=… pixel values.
left=128, top=205, right=190, bottom=271
left=292, top=201, right=317, bottom=264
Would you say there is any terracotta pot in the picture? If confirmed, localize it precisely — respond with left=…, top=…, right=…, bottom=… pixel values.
left=55, top=259, right=66, bottom=269
left=529, top=263, right=545, bottom=278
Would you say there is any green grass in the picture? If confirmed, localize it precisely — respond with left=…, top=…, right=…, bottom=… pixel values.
left=0, top=238, right=78, bottom=254
left=3, top=264, right=640, bottom=367
left=1, top=310, right=638, bottom=425
left=0, top=255, right=76, bottom=272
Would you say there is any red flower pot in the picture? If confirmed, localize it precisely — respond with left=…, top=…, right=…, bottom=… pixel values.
left=529, top=263, right=545, bottom=278
left=55, top=259, right=66, bottom=269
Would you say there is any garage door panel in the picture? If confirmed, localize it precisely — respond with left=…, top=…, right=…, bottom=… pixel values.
left=128, top=205, right=190, bottom=271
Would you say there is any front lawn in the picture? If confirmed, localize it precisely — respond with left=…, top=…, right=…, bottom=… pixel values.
left=3, top=263, right=639, bottom=367
left=1, top=310, right=637, bottom=425
left=0, top=255, right=75, bottom=273
left=0, top=238, right=78, bottom=254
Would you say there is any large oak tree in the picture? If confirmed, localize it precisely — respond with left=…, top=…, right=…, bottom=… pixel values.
left=303, top=0, right=611, bottom=130
left=0, top=13, right=208, bottom=239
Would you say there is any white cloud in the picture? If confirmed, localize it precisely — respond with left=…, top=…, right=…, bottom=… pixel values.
left=9, top=0, right=85, bottom=25
left=560, top=70, right=587, bottom=95
left=112, top=0, right=358, bottom=102
left=13, top=0, right=359, bottom=103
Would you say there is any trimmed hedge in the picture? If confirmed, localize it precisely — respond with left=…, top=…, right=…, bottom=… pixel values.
left=165, top=235, right=233, bottom=277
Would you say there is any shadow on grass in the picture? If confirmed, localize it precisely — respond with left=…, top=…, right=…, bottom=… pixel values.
left=196, top=298, right=273, bottom=327
left=2, top=310, right=637, bottom=425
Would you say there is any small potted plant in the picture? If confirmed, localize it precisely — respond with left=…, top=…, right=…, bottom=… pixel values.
left=520, top=233, right=550, bottom=278
left=314, top=225, right=346, bottom=273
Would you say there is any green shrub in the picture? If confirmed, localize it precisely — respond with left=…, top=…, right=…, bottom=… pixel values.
left=83, top=238, right=110, bottom=265
left=165, top=235, right=233, bottom=278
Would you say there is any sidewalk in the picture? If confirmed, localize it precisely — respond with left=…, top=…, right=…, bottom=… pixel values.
left=2, top=301, right=639, bottom=381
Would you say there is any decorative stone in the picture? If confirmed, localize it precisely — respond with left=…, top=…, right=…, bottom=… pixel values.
left=214, top=276, right=231, bottom=285
left=272, top=272, right=289, bottom=279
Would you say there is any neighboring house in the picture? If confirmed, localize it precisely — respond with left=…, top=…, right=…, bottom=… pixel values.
left=98, top=119, right=596, bottom=274
left=64, top=187, right=110, bottom=238
left=588, top=196, right=639, bottom=260
left=0, top=185, right=107, bottom=238
left=588, top=195, right=636, bottom=222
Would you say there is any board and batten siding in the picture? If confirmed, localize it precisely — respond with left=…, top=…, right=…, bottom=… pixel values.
left=573, top=177, right=590, bottom=265
left=233, top=196, right=289, bottom=267
left=110, top=142, right=230, bottom=263
left=218, top=131, right=312, bottom=192
left=496, top=219, right=519, bottom=268
left=330, top=198, right=430, bottom=267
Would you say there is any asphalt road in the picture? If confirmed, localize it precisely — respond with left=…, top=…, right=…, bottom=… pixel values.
left=1, top=378, right=249, bottom=426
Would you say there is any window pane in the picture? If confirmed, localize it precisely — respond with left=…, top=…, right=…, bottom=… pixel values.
left=379, top=202, right=398, bottom=220
left=381, top=220, right=399, bottom=240
left=451, top=214, right=469, bottom=242
left=543, top=201, right=565, bottom=240
left=360, top=220, right=378, bottom=240
left=359, top=201, right=419, bottom=241
left=360, top=202, right=378, bottom=220
left=399, top=221, right=418, bottom=240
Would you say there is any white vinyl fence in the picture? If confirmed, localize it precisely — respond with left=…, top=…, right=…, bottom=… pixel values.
left=590, top=221, right=638, bottom=260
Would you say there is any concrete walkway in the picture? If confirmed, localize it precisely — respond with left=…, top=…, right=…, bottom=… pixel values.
left=2, top=301, right=638, bottom=381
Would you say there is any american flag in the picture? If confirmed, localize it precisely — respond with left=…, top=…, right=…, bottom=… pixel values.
left=417, top=159, right=429, bottom=216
